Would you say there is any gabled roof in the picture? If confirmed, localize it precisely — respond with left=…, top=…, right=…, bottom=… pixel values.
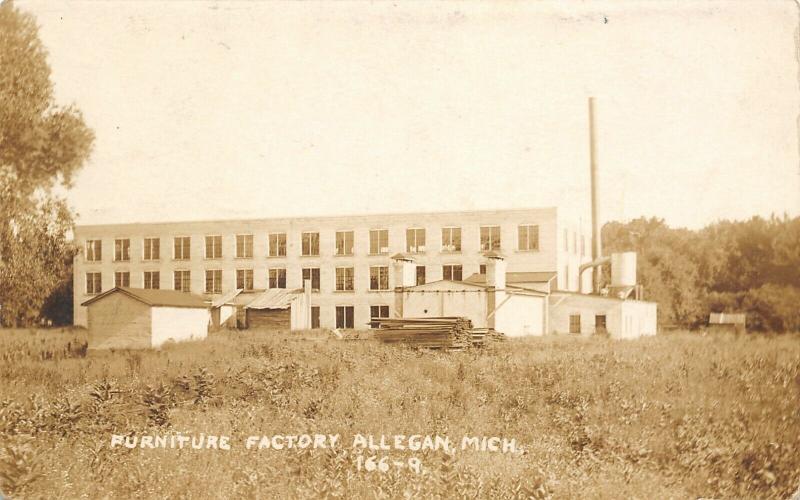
left=81, top=287, right=208, bottom=308
left=244, top=288, right=302, bottom=310
left=464, top=271, right=557, bottom=285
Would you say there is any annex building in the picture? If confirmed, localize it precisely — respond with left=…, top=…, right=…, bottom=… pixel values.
left=72, top=207, right=595, bottom=330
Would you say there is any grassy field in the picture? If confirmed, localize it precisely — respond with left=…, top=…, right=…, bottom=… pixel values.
left=0, top=328, right=799, bottom=499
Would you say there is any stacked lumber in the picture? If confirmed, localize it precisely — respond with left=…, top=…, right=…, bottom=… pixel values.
left=373, top=317, right=485, bottom=350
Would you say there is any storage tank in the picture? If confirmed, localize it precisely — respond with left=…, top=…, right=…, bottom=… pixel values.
left=611, top=252, right=637, bottom=287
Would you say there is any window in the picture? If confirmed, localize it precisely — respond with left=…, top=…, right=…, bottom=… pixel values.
left=269, top=268, right=286, bottom=289
left=335, top=231, right=354, bottom=256
left=311, top=306, right=320, bottom=329
left=416, top=266, right=426, bottom=286
left=441, top=227, right=461, bottom=252
left=174, top=236, right=191, bottom=260
left=569, top=314, right=581, bottom=334
left=114, top=239, right=130, bottom=262
left=369, top=266, right=389, bottom=290
left=86, top=239, right=102, bottom=262
left=406, top=228, right=426, bottom=253
left=335, top=267, right=354, bottom=291
left=369, top=229, right=389, bottom=255
left=595, top=315, right=607, bottom=334
left=205, top=235, right=222, bottom=259
left=302, top=268, right=321, bottom=291
left=442, top=227, right=461, bottom=252
left=302, top=232, right=320, bottom=256
left=174, top=270, right=191, bottom=292
left=236, top=269, right=254, bottom=291
left=564, top=229, right=569, bottom=252
left=480, top=226, right=501, bottom=251
left=479, top=264, right=486, bottom=275
left=269, top=233, right=287, bottom=257
left=571, top=231, right=577, bottom=254
left=143, top=237, right=160, bottom=260
left=518, top=225, right=539, bottom=251
left=564, top=265, right=570, bottom=290
left=86, top=272, right=102, bottom=295
left=144, top=271, right=160, bottom=290
left=443, top=265, right=462, bottom=281
left=205, top=270, right=222, bottom=294
left=336, top=306, right=354, bottom=329
left=370, top=305, right=390, bottom=328
left=236, top=234, right=253, bottom=258
left=114, top=271, right=130, bottom=288
left=580, top=235, right=586, bottom=257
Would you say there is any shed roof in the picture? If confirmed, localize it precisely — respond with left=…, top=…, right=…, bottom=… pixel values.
left=245, top=288, right=302, bottom=310
left=81, top=287, right=208, bottom=308
left=209, top=288, right=243, bottom=308
left=464, top=271, right=557, bottom=285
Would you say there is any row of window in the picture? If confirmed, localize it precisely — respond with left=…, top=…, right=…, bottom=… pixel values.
left=308, top=305, right=392, bottom=329
left=84, top=264, right=466, bottom=295
left=84, top=225, right=542, bottom=262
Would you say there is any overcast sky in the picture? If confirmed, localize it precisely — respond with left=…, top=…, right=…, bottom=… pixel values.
left=17, top=0, right=800, bottom=229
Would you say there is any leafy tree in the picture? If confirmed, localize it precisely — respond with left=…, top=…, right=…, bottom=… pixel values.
left=0, top=1, right=94, bottom=326
left=604, top=215, right=800, bottom=332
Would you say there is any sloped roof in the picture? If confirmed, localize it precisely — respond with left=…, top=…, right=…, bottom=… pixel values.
left=209, top=288, right=243, bottom=308
left=464, top=271, right=557, bottom=285
left=245, top=288, right=302, bottom=310
left=81, top=287, right=208, bottom=308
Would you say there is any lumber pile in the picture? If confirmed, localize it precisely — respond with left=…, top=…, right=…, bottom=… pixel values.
left=372, top=317, right=501, bottom=350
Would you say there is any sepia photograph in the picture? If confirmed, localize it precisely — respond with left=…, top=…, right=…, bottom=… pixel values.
left=1, top=0, right=799, bottom=498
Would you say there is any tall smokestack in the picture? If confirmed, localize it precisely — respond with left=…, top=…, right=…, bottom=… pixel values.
left=589, top=97, right=601, bottom=293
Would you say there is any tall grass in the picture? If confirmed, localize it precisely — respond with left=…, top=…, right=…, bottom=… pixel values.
left=0, top=328, right=798, bottom=498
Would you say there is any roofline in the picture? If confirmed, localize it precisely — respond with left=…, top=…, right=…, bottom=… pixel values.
left=72, top=206, right=559, bottom=231
left=81, top=287, right=208, bottom=308
left=549, top=290, right=657, bottom=304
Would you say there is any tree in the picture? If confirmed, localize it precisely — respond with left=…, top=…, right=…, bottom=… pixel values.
left=0, top=1, right=94, bottom=326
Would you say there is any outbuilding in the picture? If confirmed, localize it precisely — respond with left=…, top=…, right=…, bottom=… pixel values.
left=243, top=281, right=312, bottom=330
left=209, top=288, right=242, bottom=330
left=548, top=291, right=657, bottom=339
left=81, top=287, right=209, bottom=349
left=393, top=252, right=548, bottom=337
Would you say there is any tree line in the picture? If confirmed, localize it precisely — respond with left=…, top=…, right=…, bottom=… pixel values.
left=602, top=215, right=800, bottom=332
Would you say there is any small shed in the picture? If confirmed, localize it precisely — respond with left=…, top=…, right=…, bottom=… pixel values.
left=209, top=288, right=242, bottom=330
left=243, top=284, right=311, bottom=330
left=709, top=312, right=746, bottom=335
left=81, top=287, right=209, bottom=350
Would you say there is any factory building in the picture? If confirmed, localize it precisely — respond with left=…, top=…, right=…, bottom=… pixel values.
left=72, top=207, right=595, bottom=330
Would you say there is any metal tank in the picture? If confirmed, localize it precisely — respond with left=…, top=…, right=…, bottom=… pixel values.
left=611, top=252, right=637, bottom=287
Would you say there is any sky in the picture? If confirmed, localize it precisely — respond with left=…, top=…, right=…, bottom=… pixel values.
left=15, top=0, right=800, bottom=229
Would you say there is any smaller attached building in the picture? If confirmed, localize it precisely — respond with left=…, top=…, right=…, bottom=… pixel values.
left=81, top=287, right=209, bottom=350
left=549, top=291, right=657, bottom=339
